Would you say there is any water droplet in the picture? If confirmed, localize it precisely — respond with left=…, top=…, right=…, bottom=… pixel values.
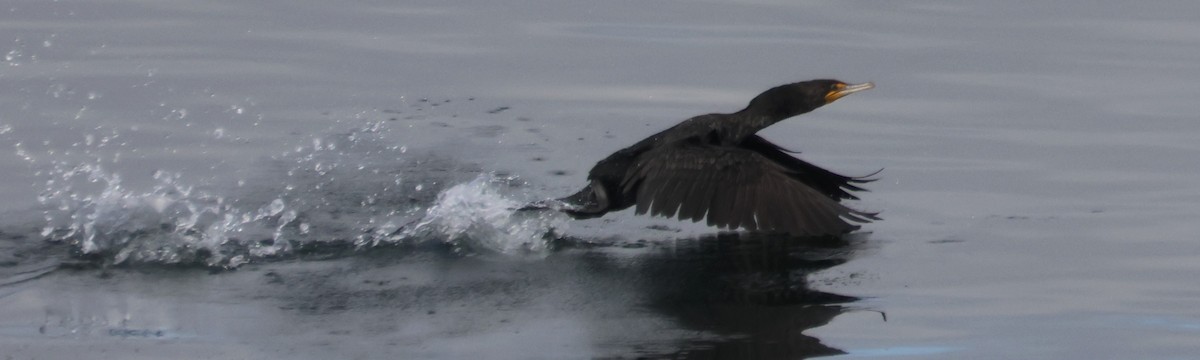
left=228, top=255, right=247, bottom=267
left=279, top=209, right=297, bottom=226
left=266, top=199, right=285, bottom=216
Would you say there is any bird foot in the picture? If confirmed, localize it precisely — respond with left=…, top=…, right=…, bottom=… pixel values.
left=514, top=199, right=579, bottom=213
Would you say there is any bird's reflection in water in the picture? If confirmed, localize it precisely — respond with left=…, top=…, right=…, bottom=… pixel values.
left=582, top=232, right=870, bottom=359
left=267, top=228, right=870, bottom=359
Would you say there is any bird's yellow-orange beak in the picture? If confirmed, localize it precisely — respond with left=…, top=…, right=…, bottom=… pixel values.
left=824, top=82, right=875, bottom=103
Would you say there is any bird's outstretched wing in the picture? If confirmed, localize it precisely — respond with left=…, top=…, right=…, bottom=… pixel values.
left=620, top=142, right=876, bottom=236
left=741, top=135, right=878, bottom=201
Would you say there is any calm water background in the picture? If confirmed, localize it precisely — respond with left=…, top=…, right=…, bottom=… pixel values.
left=2, top=0, right=1199, bottom=359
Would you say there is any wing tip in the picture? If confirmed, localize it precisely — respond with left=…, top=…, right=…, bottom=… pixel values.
left=847, top=168, right=884, bottom=185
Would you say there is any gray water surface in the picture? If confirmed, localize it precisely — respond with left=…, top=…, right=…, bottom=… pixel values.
left=2, top=0, right=1199, bottom=359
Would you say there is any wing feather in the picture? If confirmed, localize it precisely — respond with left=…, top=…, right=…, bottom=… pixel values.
left=742, top=135, right=877, bottom=201
left=620, top=142, right=873, bottom=236
left=681, top=172, right=713, bottom=222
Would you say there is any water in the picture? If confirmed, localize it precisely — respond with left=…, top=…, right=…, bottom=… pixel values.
left=2, top=0, right=1199, bottom=358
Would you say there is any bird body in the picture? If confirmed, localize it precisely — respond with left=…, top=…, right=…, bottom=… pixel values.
left=552, top=79, right=878, bottom=236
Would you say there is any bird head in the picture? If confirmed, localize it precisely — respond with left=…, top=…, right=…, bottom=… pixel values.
left=744, top=79, right=874, bottom=119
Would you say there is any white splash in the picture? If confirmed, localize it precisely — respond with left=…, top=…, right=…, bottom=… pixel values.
left=39, top=164, right=296, bottom=267
left=30, top=119, right=564, bottom=267
left=404, top=175, right=565, bottom=255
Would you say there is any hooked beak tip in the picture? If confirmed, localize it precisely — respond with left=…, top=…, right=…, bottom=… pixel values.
left=825, top=82, right=874, bottom=103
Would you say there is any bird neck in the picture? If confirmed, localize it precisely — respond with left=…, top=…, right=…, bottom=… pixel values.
left=720, top=111, right=781, bottom=143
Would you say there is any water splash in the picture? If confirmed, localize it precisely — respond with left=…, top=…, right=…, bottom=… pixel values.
left=39, top=164, right=297, bottom=267
left=31, top=123, right=564, bottom=267
left=399, top=175, right=566, bottom=255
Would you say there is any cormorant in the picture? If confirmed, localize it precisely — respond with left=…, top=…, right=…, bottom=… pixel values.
left=542, top=79, right=878, bottom=236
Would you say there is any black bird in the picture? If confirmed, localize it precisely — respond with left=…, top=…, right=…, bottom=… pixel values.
left=542, top=79, right=878, bottom=236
